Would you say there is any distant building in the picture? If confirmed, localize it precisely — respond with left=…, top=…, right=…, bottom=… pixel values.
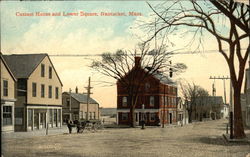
left=1, top=53, right=17, bottom=132
left=62, top=88, right=100, bottom=122
left=117, top=57, right=177, bottom=126
left=176, top=97, right=188, bottom=125
left=3, top=54, right=63, bottom=131
left=192, top=96, right=224, bottom=121
left=222, top=104, right=229, bottom=119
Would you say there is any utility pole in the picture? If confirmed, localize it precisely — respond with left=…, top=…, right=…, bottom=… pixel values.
left=209, top=76, right=230, bottom=104
left=84, top=77, right=93, bottom=121
left=69, top=88, right=72, bottom=121
left=209, top=76, right=232, bottom=138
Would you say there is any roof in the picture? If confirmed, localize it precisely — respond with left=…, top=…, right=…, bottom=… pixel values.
left=144, top=67, right=176, bottom=86
left=0, top=53, right=17, bottom=81
left=3, top=54, right=47, bottom=78
left=64, top=92, right=99, bottom=104
left=3, top=53, right=63, bottom=85
left=153, top=72, right=176, bottom=86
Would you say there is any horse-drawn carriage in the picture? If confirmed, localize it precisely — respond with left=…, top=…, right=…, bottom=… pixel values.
left=66, top=119, right=103, bottom=133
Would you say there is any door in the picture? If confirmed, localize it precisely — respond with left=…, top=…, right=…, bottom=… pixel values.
left=169, top=113, right=172, bottom=124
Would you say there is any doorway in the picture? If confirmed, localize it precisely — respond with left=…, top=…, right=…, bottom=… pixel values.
left=169, top=113, right=172, bottom=124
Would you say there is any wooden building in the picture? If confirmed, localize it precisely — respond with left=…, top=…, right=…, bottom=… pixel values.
left=192, top=96, right=224, bottom=121
left=1, top=53, right=17, bottom=132
left=62, top=88, right=100, bottom=122
left=3, top=54, right=63, bottom=131
left=117, top=57, right=177, bottom=126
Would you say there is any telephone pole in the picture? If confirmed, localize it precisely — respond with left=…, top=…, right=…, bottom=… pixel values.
left=69, top=88, right=72, bottom=121
left=84, top=77, right=93, bottom=120
left=209, top=76, right=232, bottom=138
left=209, top=76, right=230, bottom=104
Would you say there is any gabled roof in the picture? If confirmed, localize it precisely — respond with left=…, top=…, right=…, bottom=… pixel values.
left=3, top=53, right=63, bottom=85
left=64, top=92, right=99, bottom=104
left=3, top=54, right=46, bottom=78
left=0, top=52, right=17, bottom=82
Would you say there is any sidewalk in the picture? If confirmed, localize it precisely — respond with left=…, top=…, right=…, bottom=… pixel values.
left=2, top=125, right=69, bottom=139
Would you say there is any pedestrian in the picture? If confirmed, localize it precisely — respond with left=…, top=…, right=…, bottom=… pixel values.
left=66, top=119, right=72, bottom=134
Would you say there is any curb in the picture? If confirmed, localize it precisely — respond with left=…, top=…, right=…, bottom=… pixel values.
left=223, top=134, right=250, bottom=143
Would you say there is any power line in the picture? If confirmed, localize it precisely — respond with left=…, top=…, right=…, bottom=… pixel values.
left=48, top=48, right=248, bottom=57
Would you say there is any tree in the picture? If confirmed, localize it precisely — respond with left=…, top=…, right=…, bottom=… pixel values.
left=196, top=87, right=210, bottom=121
left=180, top=82, right=209, bottom=123
left=144, top=0, right=249, bottom=139
left=90, top=43, right=186, bottom=127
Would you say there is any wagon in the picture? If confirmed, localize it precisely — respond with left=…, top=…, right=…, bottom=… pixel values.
left=73, top=120, right=103, bottom=133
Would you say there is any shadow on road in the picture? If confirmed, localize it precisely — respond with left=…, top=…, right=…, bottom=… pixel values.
left=192, top=136, right=250, bottom=146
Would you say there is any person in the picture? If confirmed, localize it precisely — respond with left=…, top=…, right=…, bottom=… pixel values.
left=66, top=119, right=72, bottom=134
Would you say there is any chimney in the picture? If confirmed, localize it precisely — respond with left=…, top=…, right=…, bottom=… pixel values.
left=135, top=56, right=141, bottom=67
left=75, top=86, right=78, bottom=94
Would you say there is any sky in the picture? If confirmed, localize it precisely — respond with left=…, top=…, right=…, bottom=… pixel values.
left=1, top=1, right=249, bottom=108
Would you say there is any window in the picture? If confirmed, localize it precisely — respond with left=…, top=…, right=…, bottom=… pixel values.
left=54, top=109, right=57, bottom=126
left=32, top=83, right=37, bottom=97
left=145, top=83, right=150, bottom=91
left=55, top=87, right=59, bottom=99
left=150, top=113, right=156, bottom=121
left=66, top=98, right=70, bottom=107
left=49, top=109, right=53, bottom=124
left=89, top=112, right=92, bottom=119
left=3, top=80, right=8, bottom=96
left=122, top=97, right=127, bottom=107
left=173, top=98, right=176, bottom=106
left=80, top=111, right=83, bottom=119
left=28, top=109, right=33, bottom=127
left=48, top=86, right=52, bottom=98
left=49, top=66, right=52, bottom=79
left=58, top=109, right=61, bottom=124
left=121, top=113, right=128, bottom=120
left=93, top=112, right=96, bottom=119
left=41, top=84, right=45, bottom=98
left=165, top=96, right=168, bottom=106
left=149, top=96, right=155, bottom=107
left=3, top=106, right=12, bottom=125
left=41, top=64, right=45, bottom=77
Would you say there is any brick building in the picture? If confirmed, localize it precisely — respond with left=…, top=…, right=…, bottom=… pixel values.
left=117, top=57, right=177, bottom=126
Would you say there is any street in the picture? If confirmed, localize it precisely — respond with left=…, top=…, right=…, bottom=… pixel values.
left=2, top=119, right=250, bottom=157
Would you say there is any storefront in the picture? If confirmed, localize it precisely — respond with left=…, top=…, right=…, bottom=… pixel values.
left=26, top=106, right=62, bottom=131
